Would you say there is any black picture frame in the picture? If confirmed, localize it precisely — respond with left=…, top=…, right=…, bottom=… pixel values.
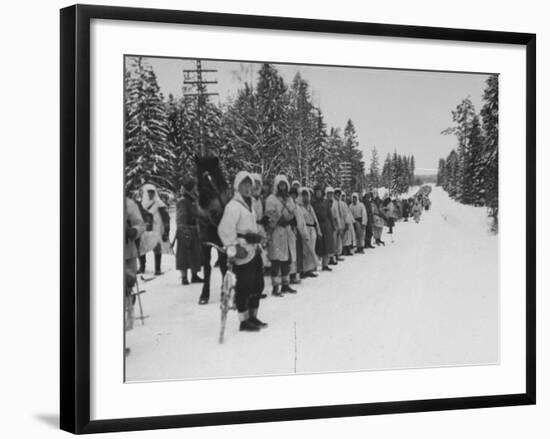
left=60, top=4, right=536, bottom=434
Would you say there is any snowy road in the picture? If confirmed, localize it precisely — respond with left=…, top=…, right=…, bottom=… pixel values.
left=126, top=186, right=499, bottom=382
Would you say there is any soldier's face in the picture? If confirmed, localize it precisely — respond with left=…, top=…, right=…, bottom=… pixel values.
left=253, top=181, right=261, bottom=196
left=278, top=182, right=288, bottom=194
left=239, top=179, right=253, bottom=197
left=327, top=193, right=333, bottom=200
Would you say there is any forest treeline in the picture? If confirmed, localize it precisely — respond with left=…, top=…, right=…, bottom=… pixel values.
left=124, top=57, right=418, bottom=199
left=436, top=75, right=499, bottom=226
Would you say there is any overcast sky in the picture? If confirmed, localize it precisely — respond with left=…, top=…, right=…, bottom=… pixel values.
left=136, top=56, right=492, bottom=175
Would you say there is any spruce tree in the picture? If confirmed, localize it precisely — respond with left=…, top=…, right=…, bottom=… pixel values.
left=481, top=74, right=499, bottom=215
left=437, top=158, right=446, bottom=186
left=442, top=97, right=477, bottom=203
left=125, top=56, right=175, bottom=196
left=309, top=109, right=338, bottom=187
left=328, top=127, right=345, bottom=187
left=466, top=114, right=485, bottom=205
left=369, top=147, right=381, bottom=188
left=381, top=153, right=393, bottom=190
left=222, top=64, right=291, bottom=181
left=222, top=82, right=262, bottom=177
left=397, top=155, right=409, bottom=194
left=444, top=149, right=460, bottom=199
left=165, top=94, right=185, bottom=192
left=390, top=151, right=400, bottom=194
left=288, top=73, right=316, bottom=184
left=255, top=63, right=291, bottom=179
left=402, top=156, right=410, bottom=187
left=342, top=119, right=365, bottom=192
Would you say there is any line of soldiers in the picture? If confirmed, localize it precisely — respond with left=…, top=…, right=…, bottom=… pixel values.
left=125, top=177, right=432, bottom=334
left=214, top=173, right=433, bottom=332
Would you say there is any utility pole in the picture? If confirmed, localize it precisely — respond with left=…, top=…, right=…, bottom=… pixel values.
left=339, top=161, right=352, bottom=191
left=183, top=60, right=219, bottom=157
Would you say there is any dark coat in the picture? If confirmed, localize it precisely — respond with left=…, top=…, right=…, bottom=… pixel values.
left=175, top=192, right=203, bottom=272
left=311, top=195, right=336, bottom=256
left=362, top=197, right=374, bottom=223
left=401, top=200, right=411, bottom=217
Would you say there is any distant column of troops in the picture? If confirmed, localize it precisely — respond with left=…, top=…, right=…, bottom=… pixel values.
left=124, top=173, right=432, bottom=333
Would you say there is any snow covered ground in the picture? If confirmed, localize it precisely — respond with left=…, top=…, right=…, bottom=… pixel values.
left=126, top=185, right=499, bottom=382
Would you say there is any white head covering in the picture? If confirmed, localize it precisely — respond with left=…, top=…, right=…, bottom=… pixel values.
left=352, top=192, right=359, bottom=199
left=140, top=183, right=165, bottom=208
left=295, top=187, right=309, bottom=206
left=233, top=171, right=253, bottom=191
left=325, top=186, right=334, bottom=195
left=292, top=180, right=301, bottom=188
left=273, top=175, right=290, bottom=194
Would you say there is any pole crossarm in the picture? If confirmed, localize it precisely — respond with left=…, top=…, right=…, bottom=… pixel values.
left=183, top=59, right=218, bottom=156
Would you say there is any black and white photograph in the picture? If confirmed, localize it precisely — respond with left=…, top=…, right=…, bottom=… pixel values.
left=1, top=0, right=544, bottom=436
left=123, top=56, right=500, bottom=382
